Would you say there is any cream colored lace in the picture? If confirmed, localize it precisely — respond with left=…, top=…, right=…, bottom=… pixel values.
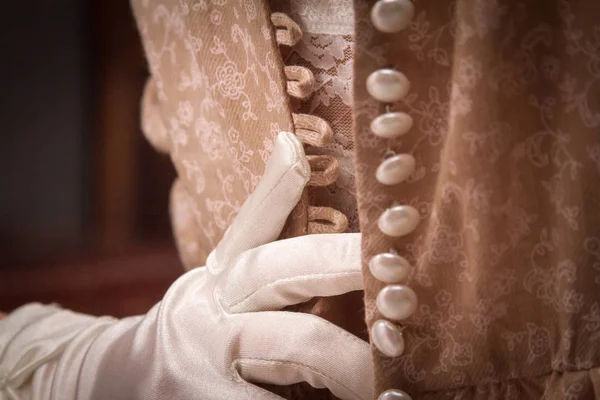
left=271, top=0, right=359, bottom=232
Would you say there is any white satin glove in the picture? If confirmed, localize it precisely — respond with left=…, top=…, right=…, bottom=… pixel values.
left=0, top=132, right=372, bottom=400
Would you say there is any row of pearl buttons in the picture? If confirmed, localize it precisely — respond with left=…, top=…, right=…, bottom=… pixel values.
left=369, top=1, right=416, bottom=399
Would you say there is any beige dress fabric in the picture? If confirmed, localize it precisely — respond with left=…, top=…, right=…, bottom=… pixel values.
left=134, top=0, right=600, bottom=399
left=135, top=0, right=296, bottom=267
left=354, top=0, right=600, bottom=398
left=133, top=2, right=362, bottom=398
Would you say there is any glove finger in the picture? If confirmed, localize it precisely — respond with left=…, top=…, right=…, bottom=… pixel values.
left=233, top=311, right=373, bottom=400
left=207, top=132, right=310, bottom=274
left=220, top=233, right=363, bottom=313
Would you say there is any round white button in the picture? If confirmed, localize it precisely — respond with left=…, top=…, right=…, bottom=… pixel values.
left=369, top=253, right=411, bottom=283
left=371, top=0, right=415, bottom=34
left=366, top=69, right=410, bottom=103
left=378, top=389, right=413, bottom=400
left=372, top=319, right=405, bottom=357
left=371, top=112, right=413, bottom=139
left=376, top=285, right=418, bottom=320
left=378, top=205, right=420, bottom=237
left=376, top=154, right=415, bottom=185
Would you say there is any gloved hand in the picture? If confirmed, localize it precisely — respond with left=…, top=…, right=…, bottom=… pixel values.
left=0, top=132, right=372, bottom=400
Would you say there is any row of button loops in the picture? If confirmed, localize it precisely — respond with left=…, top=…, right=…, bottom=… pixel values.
left=368, top=1, right=416, bottom=399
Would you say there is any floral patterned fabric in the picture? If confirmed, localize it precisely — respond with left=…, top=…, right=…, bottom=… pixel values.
left=133, top=2, right=359, bottom=399
left=132, top=0, right=298, bottom=269
left=134, top=0, right=600, bottom=398
left=354, top=0, right=600, bottom=398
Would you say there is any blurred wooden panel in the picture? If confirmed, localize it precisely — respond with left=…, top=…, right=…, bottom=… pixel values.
left=0, top=245, right=182, bottom=317
left=0, top=0, right=182, bottom=318
left=91, top=0, right=148, bottom=251
left=0, top=2, right=89, bottom=265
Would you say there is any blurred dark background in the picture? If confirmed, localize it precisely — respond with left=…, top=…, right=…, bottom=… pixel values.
left=0, top=1, right=182, bottom=317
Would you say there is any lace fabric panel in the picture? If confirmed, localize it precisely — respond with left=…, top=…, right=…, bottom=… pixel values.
left=272, top=0, right=354, bottom=35
left=271, top=0, right=358, bottom=231
left=286, top=35, right=358, bottom=231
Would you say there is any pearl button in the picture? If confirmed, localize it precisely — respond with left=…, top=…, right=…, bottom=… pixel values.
left=378, top=205, right=419, bottom=237
left=372, top=319, right=405, bottom=357
left=369, top=253, right=411, bottom=283
left=376, top=285, right=418, bottom=320
left=378, top=389, right=413, bottom=400
left=370, top=112, right=413, bottom=139
left=366, top=69, right=410, bottom=103
left=376, top=154, right=415, bottom=185
left=371, top=0, right=415, bottom=34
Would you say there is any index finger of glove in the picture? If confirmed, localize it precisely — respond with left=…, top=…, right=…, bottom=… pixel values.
left=207, top=132, right=310, bottom=274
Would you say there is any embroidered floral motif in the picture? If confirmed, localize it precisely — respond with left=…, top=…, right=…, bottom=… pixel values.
left=215, top=61, right=245, bottom=99
left=527, top=324, right=551, bottom=363
left=133, top=0, right=293, bottom=266
left=457, top=56, right=482, bottom=88
left=177, top=101, right=194, bottom=126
